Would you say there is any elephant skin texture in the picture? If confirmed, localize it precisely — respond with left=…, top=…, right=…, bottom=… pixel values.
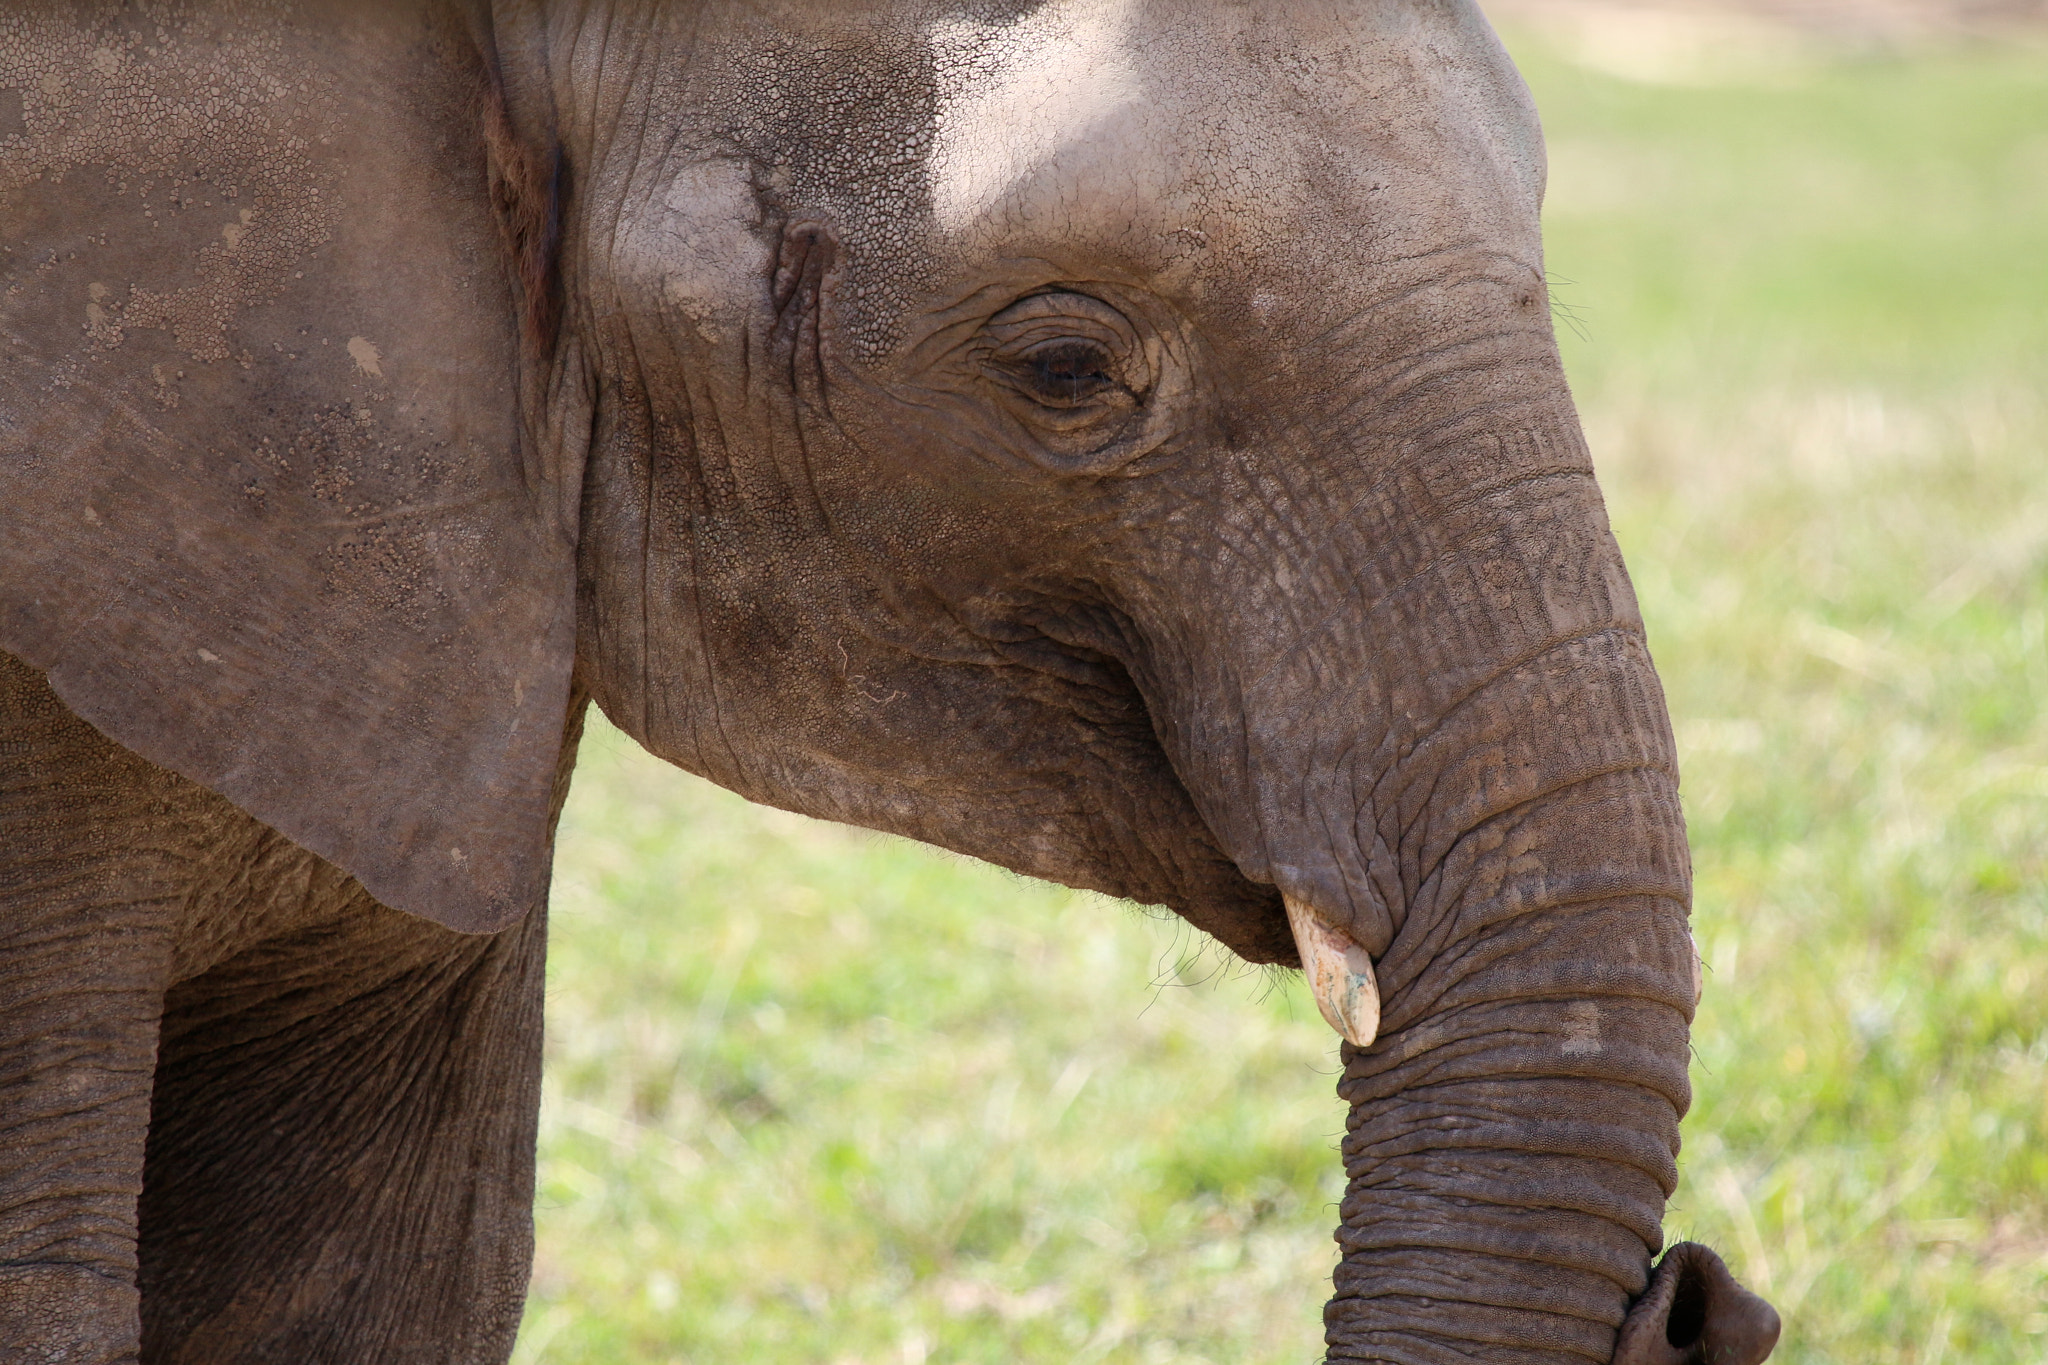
left=0, top=2, right=1777, bottom=1362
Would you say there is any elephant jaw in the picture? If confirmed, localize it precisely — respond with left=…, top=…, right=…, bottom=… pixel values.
left=1284, top=895, right=1381, bottom=1048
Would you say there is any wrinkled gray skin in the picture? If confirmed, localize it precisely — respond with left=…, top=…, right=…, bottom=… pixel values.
left=0, top=2, right=1782, bottom=1361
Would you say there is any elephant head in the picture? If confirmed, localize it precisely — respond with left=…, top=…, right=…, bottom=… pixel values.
left=0, top=0, right=1780, bottom=1359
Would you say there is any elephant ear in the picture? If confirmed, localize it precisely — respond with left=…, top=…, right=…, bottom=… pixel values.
left=0, top=2, right=575, bottom=932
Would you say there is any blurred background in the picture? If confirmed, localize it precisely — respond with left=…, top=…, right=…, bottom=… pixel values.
left=515, top=5, right=2048, bottom=1362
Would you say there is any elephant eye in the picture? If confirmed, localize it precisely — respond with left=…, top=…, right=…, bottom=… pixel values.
left=980, top=291, right=1145, bottom=426
left=1016, top=340, right=1119, bottom=407
left=967, top=288, right=1184, bottom=475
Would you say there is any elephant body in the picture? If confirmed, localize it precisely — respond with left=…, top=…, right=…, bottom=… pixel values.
left=0, top=2, right=1778, bottom=1361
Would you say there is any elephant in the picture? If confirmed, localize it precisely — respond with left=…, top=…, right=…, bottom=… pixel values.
left=0, top=0, right=1786, bottom=1361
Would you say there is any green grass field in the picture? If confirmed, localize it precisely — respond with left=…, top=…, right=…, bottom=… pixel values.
left=516, top=25, right=2048, bottom=1365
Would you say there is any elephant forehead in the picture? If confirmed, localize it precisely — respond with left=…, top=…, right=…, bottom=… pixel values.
left=618, top=0, right=1544, bottom=358
left=917, top=0, right=1547, bottom=284
left=923, top=0, right=1147, bottom=236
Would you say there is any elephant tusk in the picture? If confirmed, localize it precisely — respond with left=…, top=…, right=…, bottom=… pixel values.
left=1284, top=894, right=1380, bottom=1048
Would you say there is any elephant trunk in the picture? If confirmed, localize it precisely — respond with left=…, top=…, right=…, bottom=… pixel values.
left=1155, top=393, right=1710, bottom=1359
left=1325, top=826, right=1695, bottom=1361
left=1315, top=635, right=1697, bottom=1362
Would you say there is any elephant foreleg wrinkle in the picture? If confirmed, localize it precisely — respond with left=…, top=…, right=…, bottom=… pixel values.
left=0, top=651, right=190, bottom=1365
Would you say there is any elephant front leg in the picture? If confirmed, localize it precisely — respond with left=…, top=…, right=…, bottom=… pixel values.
left=0, top=896, right=172, bottom=1364
left=136, top=896, right=548, bottom=1365
left=0, top=655, right=183, bottom=1363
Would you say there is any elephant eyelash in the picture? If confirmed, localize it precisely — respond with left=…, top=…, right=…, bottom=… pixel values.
left=977, top=290, right=1149, bottom=422
left=1005, top=340, right=1124, bottom=408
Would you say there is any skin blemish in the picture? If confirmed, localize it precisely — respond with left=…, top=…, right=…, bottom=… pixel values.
left=1561, top=1001, right=1604, bottom=1056
left=346, top=335, right=383, bottom=377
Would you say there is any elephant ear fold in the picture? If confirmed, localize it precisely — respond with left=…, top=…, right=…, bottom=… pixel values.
left=0, top=4, right=577, bottom=933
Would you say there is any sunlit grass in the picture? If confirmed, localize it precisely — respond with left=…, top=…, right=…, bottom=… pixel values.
left=520, top=24, right=2048, bottom=1365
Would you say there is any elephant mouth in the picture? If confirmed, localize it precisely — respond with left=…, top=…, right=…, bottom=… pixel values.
left=909, top=606, right=1289, bottom=965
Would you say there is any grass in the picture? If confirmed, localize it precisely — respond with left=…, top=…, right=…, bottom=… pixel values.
left=1524, top=28, right=2048, bottom=1365
left=517, top=25, right=2048, bottom=1365
left=518, top=743, right=1344, bottom=1365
